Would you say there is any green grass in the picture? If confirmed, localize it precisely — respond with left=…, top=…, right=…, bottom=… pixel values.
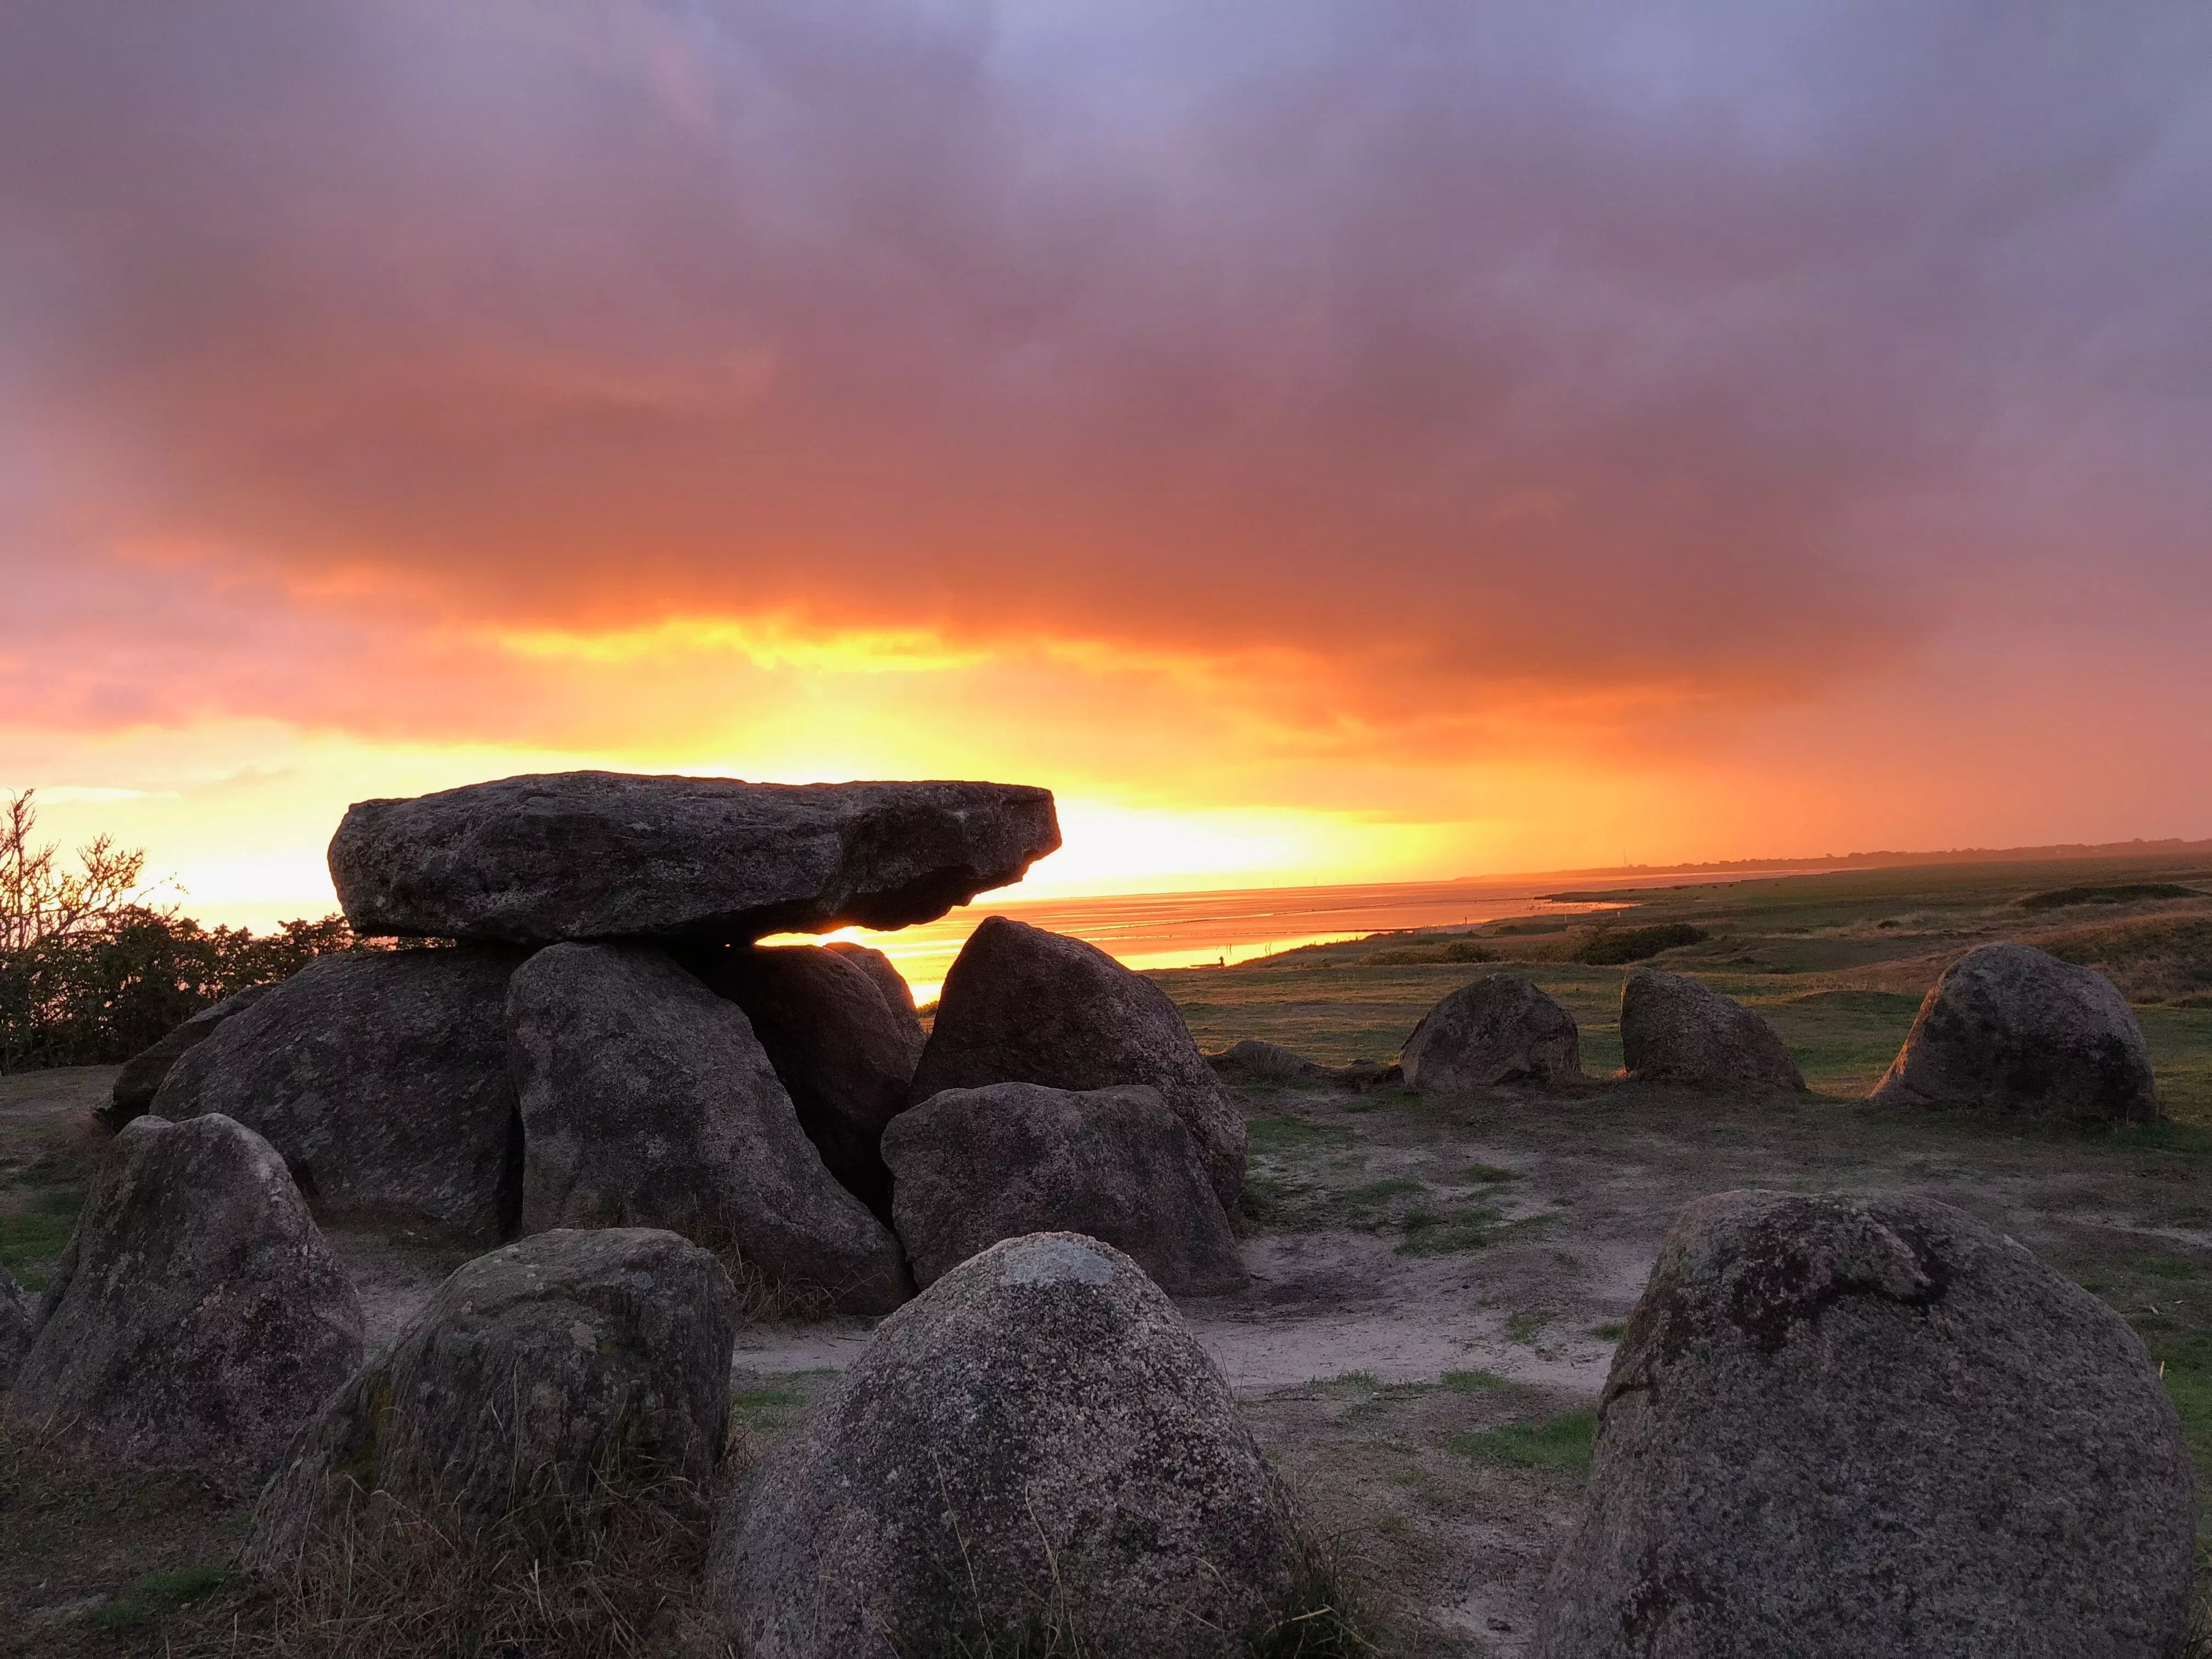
left=0, top=1186, right=83, bottom=1289
left=93, top=1562, right=229, bottom=1629
left=1504, top=1311, right=1553, bottom=1342
left=1395, top=1209, right=1556, bottom=1257
left=1248, top=1117, right=1357, bottom=1154
left=1440, top=1369, right=1509, bottom=1392
left=1592, top=1321, right=1627, bottom=1340
left=1458, top=1164, right=1522, bottom=1184
left=1448, top=1409, right=1598, bottom=1476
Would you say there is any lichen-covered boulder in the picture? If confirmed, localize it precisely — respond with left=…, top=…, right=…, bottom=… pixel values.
left=330, top=771, right=1060, bottom=943
left=911, top=917, right=1246, bottom=1211
left=98, top=981, right=279, bottom=1132
left=8, top=1115, right=363, bottom=1492
left=681, top=941, right=922, bottom=1217
left=1869, top=943, right=2157, bottom=1122
left=708, top=1233, right=1301, bottom=1658
left=1401, top=974, right=1581, bottom=1091
left=247, top=1228, right=740, bottom=1567
left=883, top=1084, right=1244, bottom=1294
left=507, top=943, right=909, bottom=1313
left=1619, top=968, right=1803, bottom=1092
left=1534, top=1190, right=2196, bottom=1658
left=1, top=1262, right=36, bottom=1392
left=151, top=947, right=528, bottom=1239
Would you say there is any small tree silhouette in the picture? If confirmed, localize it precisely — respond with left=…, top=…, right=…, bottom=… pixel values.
left=1, top=789, right=154, bottom=952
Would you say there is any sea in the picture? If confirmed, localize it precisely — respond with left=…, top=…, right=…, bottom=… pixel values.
left=769, top=868, right=1794, bottom=1005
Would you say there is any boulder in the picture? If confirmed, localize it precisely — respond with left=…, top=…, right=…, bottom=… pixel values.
left=825, top=940, right=925, bottom=1030
left=1401, top=974, right=1582, bottom=1091
left=1619, top=968, right=1803, bottom=1092
left=330, top=771, right=1060, bottom=944
left=1869, top=943, right=2157, bottom=1122
left=1, top=1262, right=35, bottom=1392
left=507, top=943, right=909, bottom=1314
left=8, top=1114, right=363, bottom=1493
left=98, top=981, right=279, bottom=1132
left=248, top=1228, right=740, bottom=1567
left=152, top=947, right=528, bottom=1240
left=1534, top=1190, right=2196, bottom=1658
left=708, top=1232, right=1302, bottom=1658
left=882, top=1084, right=1244, bottom=1295
left=680, top=942, right=921, bottom=1217
left=911, top=917, right=1247, bottom=1211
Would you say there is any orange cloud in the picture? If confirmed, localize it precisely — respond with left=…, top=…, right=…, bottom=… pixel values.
left=3, top=4, right=2210, bottom=916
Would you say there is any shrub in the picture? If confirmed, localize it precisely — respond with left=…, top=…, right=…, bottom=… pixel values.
left=0, top=789, right=353, bottom=1071
left=1571, top=923, right=1708, bottom=966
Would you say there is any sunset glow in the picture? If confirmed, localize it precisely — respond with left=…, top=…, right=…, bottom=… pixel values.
left=5, top=5, right=2209, bottom=922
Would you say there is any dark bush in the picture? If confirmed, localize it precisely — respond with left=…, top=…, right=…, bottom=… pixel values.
left=2018, top=884, right=2204, bottom=913
left=1572, top=923, right=1709, bottom=966
left=0, top=909, right=353, bottom=1073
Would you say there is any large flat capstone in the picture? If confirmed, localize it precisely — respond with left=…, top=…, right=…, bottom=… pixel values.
left=329, top=772, right=1060, bottom=944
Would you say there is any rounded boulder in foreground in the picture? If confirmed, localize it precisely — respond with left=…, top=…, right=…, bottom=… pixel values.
left=9, top=1114, right=363, bottom=1493
left=248, top=1227, right=740, bottom=1568
left=708, top=1232, right=1301, bottom=1659
left=1401, top=973, right=1582, bottom=1091
left=1619, top=968, right=1803, bottom=1092
left=1870, top=942, right=2157, bottom=1122
left=1534, top=1189, right=2195, bottom=1658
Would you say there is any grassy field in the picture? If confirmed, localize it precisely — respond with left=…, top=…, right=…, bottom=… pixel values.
left=1155, top=850, right=2212, bottom=1119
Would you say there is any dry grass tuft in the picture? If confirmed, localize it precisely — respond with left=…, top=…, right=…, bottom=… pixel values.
left=171, top=1466, right=719, bottom=1659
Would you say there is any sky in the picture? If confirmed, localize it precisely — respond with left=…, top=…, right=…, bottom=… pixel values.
left=4, top=3, right=2210, bottom=928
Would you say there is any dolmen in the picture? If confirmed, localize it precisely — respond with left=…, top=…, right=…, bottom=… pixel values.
left=98, top=769, right=1252, bottom=1313
left=710, top=1232, right=1304, bottom=1657
left=1401, top=974, right=1582, bottom=1091
left=1620, top=968, right=1804, bottom=1092
left=1535, top=1189, right=2196, bottom=1656
left=1870, top=942, right=2157, bottom=1122
left=8, top=1114, right=364, bottom=1493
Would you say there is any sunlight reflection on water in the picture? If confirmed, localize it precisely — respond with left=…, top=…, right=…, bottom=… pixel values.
left=759, top=873, right=1700, bottom=1006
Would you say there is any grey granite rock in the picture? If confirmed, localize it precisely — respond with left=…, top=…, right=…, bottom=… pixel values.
left=911, top=917, right=1246, bottom=1211
left=883, top=1084, right=1244, bottom=1294
left=99, top=981, right=279, bottom=1132
left=0, top=1262, right=35, bottom=1392
left=1534, top=1189, right=2196, bottom=1658
left=1619, top=968, right=1803, bottom=1092
left=8, top=1114, right=363, bottom=1493
left=507, top=943, right=909, bottom=1313
left=152, top=947, right=528, bottom=1240
left=680, top=942, right=922, bottom=1217
left=330, top=771, right=1060, bottom=944
left=708, top=1232, right=1301, bottom=1658
left=1401, top=974, right=1582, bottom=1091
left=247, top=1228, right=739, bottom=1567
left=825, top=940, right=925, bottom=1030
left=1870, top=942, right=2157, bottom=1122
